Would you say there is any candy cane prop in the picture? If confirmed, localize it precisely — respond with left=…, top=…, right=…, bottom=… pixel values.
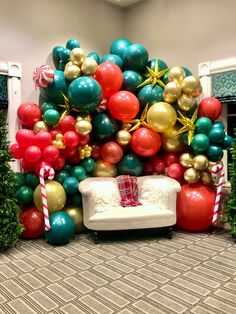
left=39, top=166, right=55, bottom=231
left=210, top=164, right=225, bottom=225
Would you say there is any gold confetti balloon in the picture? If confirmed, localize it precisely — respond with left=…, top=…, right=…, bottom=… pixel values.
left=164, top=82, right=182, bottom=99
left=180, top=153, right=193, bottom=168
left=81, top=57, right=98, bottom=76
left=64, top=63, right=81, bottom=81
left=93, top=160, right=117, bottom=177
left=200, top=171, right=213, bottom=185
left=70, top=48, right=85, bottom=66
left=168, top=66, right=186, bottom=83
left=192, top=155, right=209, bottom=171
left=177, top=93, right=195, bottom=111
left=63, top=206, right=84, bottom=233
left=116, top=130, right=131, bottom=146
left=184, top=168, right=200, bottom=183
left=34, top=121, right=48, bottom=133
left=75, top=120, right=92, bottom=136
left=181, top=75, right=200, bottom=96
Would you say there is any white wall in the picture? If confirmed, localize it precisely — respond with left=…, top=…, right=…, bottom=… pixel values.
left=124, top=0, right=236, bottom=75
left=0, top=0, right=124, bottom=102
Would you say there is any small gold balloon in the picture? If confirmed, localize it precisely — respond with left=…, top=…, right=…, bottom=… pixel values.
left=192, top=155, right=209, bottom=171
left=180, top=153, right=193, bottom=168
left=181, top=75, right=200, bottom=96
left=81, top=57, right=98, bottom=76
left=184, top=168, right=200, bottom=183
left=122, top=122, right=132, bottom=130
left=75, top=120, right=92, bottom=136
left=163, top=93, right=177, bottom=104
left=177, top=93, right=195, bottom=111
left=70, top=48, right=85, bottom=66
left=64, top=63, right=81, bottom=81
left=116, top=130, right=131, bottom=146
left=63, top=206, right=84, bottom=232
left=34, top=121, right=48, bottom=132
left=77, top=114, right=92, bottom=122
left=33, top=181, right=66, bottom=214
left=164, top=82, right=182, bottom=99
left=93, top=160, right=117, bottom=177
left=79, top=144, right=92, bottom=159
left=201, top=171, right=213, bottom=185
left=161, top=126, right=184, bottom=153
left=168, top=66, right=186, bottom=83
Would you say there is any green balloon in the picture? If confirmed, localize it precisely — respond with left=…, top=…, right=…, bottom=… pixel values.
left=182, top=67, right=192, bottom=77
left=43, top=109, right=60, bottom=126
left=191, top=134, right=210, bottom=152
left=63, top=177, right=79, bottom=195
left=87, top=52, right=100, bottom=63
left=122, top=70, right=144, bottom=93
left=118, top=153, right=144, bottom=176
left=59, top=48, right=71, bottom=63
left=14, top=172, right=25, bottom=190
left=15, top=186, right=33, bottom=204
left=70, top=192, right=82, bottom=206
left=63, top=164, right=73, bottom=173
left=147, top=58, right=168, bottom=71
left=41, top=102, right=57, bottom=114
left=222, top=135, right=233, bottom=149
left=110, top=38, right=132, bottom=58
left=92, top=113, right=118, bottom=141
left=52, top=45, right=64, bottom=61
left=66, top=38, right=80, bottom=50
left=123, top=44, right=149, bottom=72
left=25, top=173, right=39, bottom=189
left=55, top=170, right=70, bottom=184
left=213, top=121, right=225, bottom=130
left=206, top=145, right=223, bottom=161
left=163, top=71, right=169, bottom=84
left=181, top=133, right=189, bottom=146
left=70, top=166, right=87, bottom=181
left=80, top=158, right=95, bottom=173
left=58, top=62, right=66, bottom=71
left=100, top=54, right=123, bottom=69
left=208, top=127, right=225, bottom=144
left=195, top=117, right=213, bottom=135
left=138, top=84, right=164, bottom=109
left=67, top=76, right=102, bottom=112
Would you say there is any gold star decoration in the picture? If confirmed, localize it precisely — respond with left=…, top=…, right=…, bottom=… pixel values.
left=138, top=59, right=169, bottom=89
left=122, top=104, right=149, bottom=132
left=174, top=108, right=198, bottom=145
left=57, top=93, right=80, bottom=119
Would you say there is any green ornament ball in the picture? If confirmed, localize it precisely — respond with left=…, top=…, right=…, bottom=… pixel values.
left=100, top=54, right=123, bottom=69
left=14, top=172, right=25, bottom=190
left=147, top=58, right=168, bottom=71
left=43, top=109, right=60, bottom=126
left=16, top=186, right=33, bottom=204
left=58, top=62, right=66, bottom=71
left=92, top=113, right=118, bottom=141
left=70, top=192, right=82, bottom=206
left=41, top=102, right=57, bottom=114
left=181, top=133, right=189, bottom=146
left=87, top=52, right=100, bottom=63
left=110, top=38, right=132, bottom=58
left=222, top=135, right=233, bottom=150
left=195, top=117, right=213, bottom=135
left=123, top=44, right=149, bottom=72
left=66, top=38, right=81, bottom=50
left=63, top=164, right=73, bottom=173
left=138, top=84, right=164, bottom=109
left=80, top=158, right=95, bottom=173
left=52, top=45, right=64, bottom=61
left=206, top=145, right=223, bottom=162
left=25, top=173, right=39, bottom=189
left=122, top=70, right=143, bottom=93
left=70, top=166, right=87, bottom=181
left=182, top=67, right=192, bottom=77
left=55, top=170, right=70, bottom=185
left=118, top=153, right=144, bottom=176
left=208, top=127, right=225, bottom=144
left=213, top=121, right=225, bottom=130
left=63, top=177, right=79, bottom=195
left=191, top=134, right=210, bottom=152
left=162, top=71, right=169, bottom=85
left=59, top=48, right=71, bottom=63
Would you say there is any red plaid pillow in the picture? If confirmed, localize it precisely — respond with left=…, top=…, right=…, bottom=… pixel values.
left=116, top=175, right=142, bottom=207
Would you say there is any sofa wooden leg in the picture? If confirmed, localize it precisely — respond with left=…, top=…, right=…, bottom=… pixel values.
left=93, top=231, right=99, bottom=244
left=168, top=227, right=173, bottom=239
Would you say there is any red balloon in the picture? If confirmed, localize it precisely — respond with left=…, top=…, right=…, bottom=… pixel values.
left=17, top=102, right=41, bottom=127
left=167, top=163, right=185, bottom=180
left=24, top=146, right=42, bottom=163
left=94, top=62, right=123, bottom=98
left=63, top=131, right=80, bottom=148
left=35, top=160, right=52, bottom=176
left=67, top=154, right=81, bottom=164
left=80, top=134, right=90, bottom=146
left=9, top=143, right=24, bottom=159
left=53, top=156, right=65, bottom=170
left=144, top=161, right=153, bottom=175
left=162, top=152, right=179, bottom=166
left=43, top=145, right=60, bottom=163
left=58, top=115, right=76, bottom=133
left=131, top=127, right=161, bottom=157
left=16, top=129, right=35, bottom=149
left=61, top=146, right=78, bottom=158
left=198, top=97, right=222, bottom=122
left=101, top=141, right=123, bottom=164
left=177, top=183, right=215, bottom=231
left=91, top=142, right=101, bottom=160
left=153, top=159, right=165, bottom=174
left=22, top=159, right=37, bottom=173
left=35, top=131, right=52, bottom=149
left=50, top=128, right=61, bottom=140
left=20, top=206, right=44, bottom=239
left=108, top=91, right=139, bottom=122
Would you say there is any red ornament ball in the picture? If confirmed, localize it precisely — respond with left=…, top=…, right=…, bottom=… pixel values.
left=198, top=97, right=222, bottom=122
left=63, top=131, right=80, bottom=148
left=162, top=152, right=179, bottom=167
left=22, top=159, right=37, bottom=173
left=16, top=129, right=35, bottom=149
left=43, top=145, right=60, bottom=163
left=24, top=146, right=42, bottom=163
left=131, top=127, right=161, bottom=157
left=20, top=206, right=44, bottom=239
left=144, top=161, right=153, bottom=175
left=153, top=159, right=165, bottom=174
left=17, top=102, right=41, bottom=127
left=9, top=143, right=24, bottom=159
left=53, top=156, right=65, bottom=170
left=101, top=141, right=123, bottom=164
left=167, top=163, right=185, bottom=180
left=34, top=131, right=52, bottom=149
left=58, top=115, right=76, bottom=133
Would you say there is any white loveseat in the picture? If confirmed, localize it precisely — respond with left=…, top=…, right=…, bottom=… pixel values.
left=79, top=175, right=181, bottom=243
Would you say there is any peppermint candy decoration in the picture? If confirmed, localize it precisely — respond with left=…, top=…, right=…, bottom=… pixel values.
left=33, top=64, right=54, bottom=88
left=96, top=98, right=107, bottom=113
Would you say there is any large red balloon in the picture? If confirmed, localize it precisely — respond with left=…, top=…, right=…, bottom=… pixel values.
left=24, top=146, right=42, bottom=163
left=43, top=145, right=60, bottom=163
left=58, top=115, right=76, bottom=133
left=35, top=131, right=52, bottom=149
left=17, top=102, right=41, bottom=127
left=108, top=91, right=140, bottom=122
left=63, top=131, right=80, bottom=148
left=22, top=159, right=37, bottom=173
left=20, top=206, right=44, bottom=239
left=131, top=127, right=161, bottom=157
left=16, top=129, right=35, bottom=149
left=101, top=141, right=123, bottom=164
left=177, top=183, right=215, bottom=231
left=198, top=97, right=222, bottom=122
left=94, top=62, right=123, bottom=98
left=9, top=143, right=24, bottom=159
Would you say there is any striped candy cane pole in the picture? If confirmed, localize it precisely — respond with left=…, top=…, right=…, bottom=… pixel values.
left=39, top=166, right=55, bottom=231
left=210, top=164, right=225, bottom=225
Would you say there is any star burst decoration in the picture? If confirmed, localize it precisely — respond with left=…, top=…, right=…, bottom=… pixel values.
left=174, top=108, right=198, bottom=145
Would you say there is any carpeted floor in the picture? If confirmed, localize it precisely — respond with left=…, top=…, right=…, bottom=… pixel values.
left=0, top=229, right=235, bottom=314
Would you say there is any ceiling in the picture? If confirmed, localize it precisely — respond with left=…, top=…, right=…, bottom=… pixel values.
left=105, top=0, right=141, bottom=8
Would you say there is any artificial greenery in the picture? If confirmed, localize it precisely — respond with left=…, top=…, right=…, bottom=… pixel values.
left=0, top=111, right=23, bottom=250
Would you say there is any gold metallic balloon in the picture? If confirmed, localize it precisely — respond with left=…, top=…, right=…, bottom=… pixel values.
left=163, top=93, right=177, bottom=104
left=33, top=180, right=66, bottom=214
left=34, top=121, right=48, bottom=132
left=161, top=126, right=184, bottom=153
left=168, top=66, right=186, bottom=83
left=122, top=122, right=132, bottom=130
left=201, top=171, right=213, bottom=185
left=93, top=160, right=117, bottom=177
left=116, top=130, right=131, bottom=146
left=193, top=155, right=209, bottom=171
left=75, top=119, right=92, bottom=135
left=184, top=168, right=200, bottom=183
left=70, top=48, right=85, bottom=66
left=77, top=114, right=92, bottom=122
left=81, top=57, right=98, bottom=76
left=64, top=206, right=84, bottom=233
left=180, top=153, right=193, bottom=168
left=79, top=144, right=92, bottom=159
left=164, top=82, right=182, bottom=99
left=177, top=93, right=195, bottom=111
left=147, top=102, right=177, bottom=133
left=181, top=75, right=200, bottom=96
left=64, top=63, right=81, bottom=81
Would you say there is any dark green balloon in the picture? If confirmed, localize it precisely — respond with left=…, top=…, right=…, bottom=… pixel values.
left=191, top=134, right=210, bottom=152
left=15, top=186, right=33, bottom=204
left=213, top=121, right=225, bottom=130
left=122, top=70, right=143, bottom=93
left=123, top=44, right=149, bottom=72
left=63, top=164, right=73, bottom=173
left=163, top=71, right=169, bottom=84
left=138, top=84, right=164, bottom=109
left=147, top=58, right=168, bottom=71
left=43, top=109, right=60, bottom=126
left=222, top=135, right=233, bottom=149
left=195, top=117, right=213, bottom=135
left=67, top=76, right=102, bottom=112
left=70, top=192, right=82, bottom=206
left=110, top=38, right=132, bottom=58
left=55, top=170, right=70, bottom=185
left=208, top=127, right=225, bottom=144
left=100, top=54, right=123, bottom=69
left=14, top=172, right=25, bottom=190
left=66, top=38, right=80, bottom=50
left=92, top=113, right=118, bottom=140
left=206, top=145, right=223, bottom=161
left=70, top=166, right=87, bottom=181
left=58, top=62, right=66, bottom=71
left=181, top=133, right=189, bottom=146
left=118, top=153, right=144, bottom=176
left=87, top=52, right=100, bottom=63
left=25, top=173, right=39, bottom=189
left=182, top=67, right=192, bottom=77
left=52, top=46, right=64, bottom=61
left=41, top=102, right=57, bottom=114
left=59, top=48, right=71, bottom=63
left=63, top=177, right=79, bottom=195
left=80, top=158, right=95, bottom=173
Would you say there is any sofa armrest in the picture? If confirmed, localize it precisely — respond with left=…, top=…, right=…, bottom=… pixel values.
left=78, top=180, right=91, bottom=196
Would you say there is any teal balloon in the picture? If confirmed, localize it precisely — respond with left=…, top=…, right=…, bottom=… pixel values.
left=63, top=164, right=73, bottom=173
left=138, top=84, right=164, bottom=109
left=67, top=76, right=102, bottom=112
left=100, top=54, right=123, bottom=69
left=110, top=38, right=132, bottom=58
left=25, top=173, right=39, bottom=189
left=41, top=102, right=57, bottom=114
left=222, top=135, right=233, bottom=149
left=181, top=133, right=189, bottom=146
left=147, top=58, right=168, bottom=71
left=80, top=158, right=95, bottom=173
left=195, top=117, right=213, bottom=135
left=191, top=134, right=210, bottom=152
left=66, top=38, right=80, bottom=50
left=182, top=67, right=192, bottom=77
left=123, top=44, right=149, bottom=71
left=44, top=212, right=75, bottom=245
left=70, top=166, right=87, bottom=181
left=52, top=46, right=64, bottom=60
left=163, top=71, right=169, bottom=84
left=43, top=109, right=60, bottom=126
left=92, top=113, right=118, bottom=140
left=15, top=186, right=33, bottom=204
left=70, top=193, right=82, bottom=206
left=213, top=121, right=225, bottom=130
left=206, top=145, right=223, bottom=162
left=55, top=170, right=70, bottom=184
left=58, top=62, right=66, bottom=71
left=41, top=70, right=69, bottom=103
left=122, top=70, right=143, bottom=93
left=14, top=172, right=25, bottom=190
left=63, top=177, right=79, bottom=195
left=59, top=48, right=71, bottom=63
left=208, top=127, right=225, bottom=144
left=87, top=52, right=100, bottom=63
left=118, top=153, right=144, bottom=176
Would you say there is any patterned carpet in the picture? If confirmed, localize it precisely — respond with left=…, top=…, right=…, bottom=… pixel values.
left=0, top=229, right=236, bottom=314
